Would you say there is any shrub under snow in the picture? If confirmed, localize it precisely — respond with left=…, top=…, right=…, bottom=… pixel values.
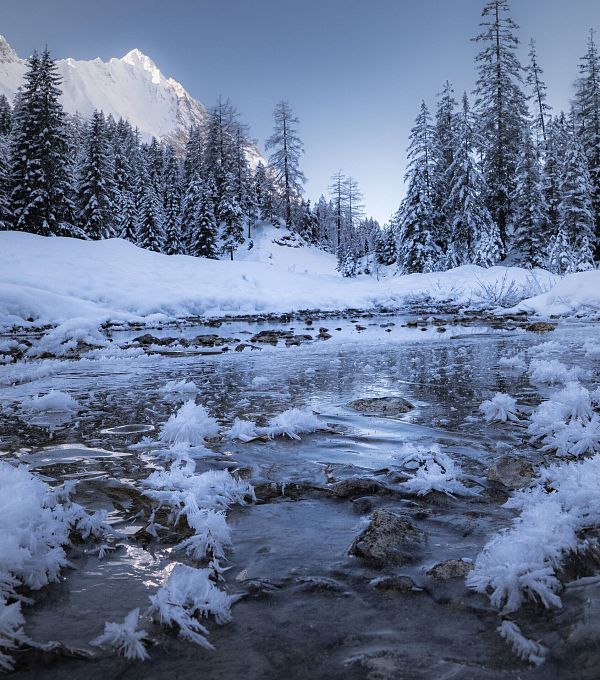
left=479, top=393, right=520, bottom=423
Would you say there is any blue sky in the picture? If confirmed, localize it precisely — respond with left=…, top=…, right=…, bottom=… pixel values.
left=2, top=0, right=599, bottom=222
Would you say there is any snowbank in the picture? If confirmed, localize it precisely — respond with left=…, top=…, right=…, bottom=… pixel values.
left=0, top=231, right=564, bottom=328
left=513, top=270, right=600, bottom=317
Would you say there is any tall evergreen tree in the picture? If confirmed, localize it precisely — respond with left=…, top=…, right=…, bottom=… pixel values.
left=10, top=49, right=79, bottom=236
left=550, top=130, right=596, bottom=272
left=136, top=183, right=164, bottom=252
left=473, top=0, right=528, bottom=254
left=510, top=125, right=548, bottom=266
left=190, top=177, right=218, bottom=258
left=396, top=101, right=441, bottom=273
left=0, top=95, right=12, bottom=136
left=265, top=101, right=305, bottom=228
left=219, top=171, right=244, bottom=260
left=444, top=93, right=500, bottom=267
left=163, top=145, right=183, bottom=254
left=77, top=110, right=116, bottom=239
left=526, top=39, right=551, bottom=144
left=574, top=29, right=600, bottom=256
left=434, top=80, right=457, bottom=247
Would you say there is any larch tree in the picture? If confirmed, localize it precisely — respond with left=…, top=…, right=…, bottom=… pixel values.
left=266, top=100, right=305, bottom=228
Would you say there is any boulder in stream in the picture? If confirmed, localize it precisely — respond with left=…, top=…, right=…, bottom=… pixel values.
left=347, top=396, right=415, bottom=417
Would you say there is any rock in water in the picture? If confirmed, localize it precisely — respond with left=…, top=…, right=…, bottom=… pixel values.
left=348, top=509, right=425, bottom=566
left=526, top=321, right=556, bottom=332
left=426, top=559, right=474, bottom=581
left=486, top=455, right=535, bottom=490
left=347, top=396, right=414, bottom=417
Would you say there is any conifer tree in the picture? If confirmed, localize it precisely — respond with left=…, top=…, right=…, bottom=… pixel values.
left=10, top=49, right=79, bottom=236
left=396, top=101, right=441, bottom=273
left=219, top=171, right=244, bottom=260
left=266, top=100, right=305, bottom=228
left=526, top=39, right=551, bottom=144
left=77, top=110, right=116, bottom=239
left=444, top=93, right=500, bottom=267
left=163, top=145, right=183, bottom=254
left=0, top=95, right=11, bottom=136
left=190, top=177, right=218, bottom=259
left=434, top=81, right=457, bottom=247
left=473, top=0, right=528, bottom=254
left=550, top=130, right=596, bottom=272
left=136, top=183, right=164, bottom=252
left=510, top=126, right=548, bottom=266
left=574, top=29, right=600, bottom=255
left=116, top=190, right=137, bottom=242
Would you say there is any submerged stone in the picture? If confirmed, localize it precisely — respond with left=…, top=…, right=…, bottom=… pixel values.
left=348, top=508, right=425, bottom=566
left=347, top=396, right=415, bottom=416
left=526, top=321, right=557, bottom=332
left=427, top=559, right=474, bottom=581
left=486, top=455, right=535, bottom=490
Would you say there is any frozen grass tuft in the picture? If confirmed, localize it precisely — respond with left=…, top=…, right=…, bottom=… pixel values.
left=159, top=400, right=220, bottom=447
left=480, top=393, right=520, bottom=423
left=91, top=608, right=150, bottom=661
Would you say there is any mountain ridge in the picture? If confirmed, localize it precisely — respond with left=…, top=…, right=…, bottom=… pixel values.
left=0, top=35, right=263, bottom=163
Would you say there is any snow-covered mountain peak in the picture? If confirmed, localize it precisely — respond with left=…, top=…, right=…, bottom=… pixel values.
left=0, top=35, right=21, bottom=64
left=120, top=48, right=162, bottom=84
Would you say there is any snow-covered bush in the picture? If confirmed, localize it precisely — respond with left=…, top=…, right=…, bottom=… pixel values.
left=528, top=382, right=600, bottom=457
left=528, top=359, right=583, bottom=386
left=479, top=393, right=520, bottom=423
left=159, top=400, right=220, bottom=447
left=148, top=564, right=238, bottom=649
left=91, top=608, right=149, bottom=661
left=395, top=446, right=479, bottom=497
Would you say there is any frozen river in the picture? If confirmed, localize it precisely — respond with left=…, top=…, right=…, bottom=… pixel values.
left=1, top=313, right=599, bottom=679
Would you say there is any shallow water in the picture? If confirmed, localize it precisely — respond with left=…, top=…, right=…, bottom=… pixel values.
left=2, top=314, right=600, bottom=679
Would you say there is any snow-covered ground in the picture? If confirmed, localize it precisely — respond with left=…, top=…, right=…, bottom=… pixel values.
left=2, top=227, right=593, bottom=329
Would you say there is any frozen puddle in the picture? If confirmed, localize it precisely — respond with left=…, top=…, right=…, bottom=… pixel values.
left=2, top=314, right=600, bottom=679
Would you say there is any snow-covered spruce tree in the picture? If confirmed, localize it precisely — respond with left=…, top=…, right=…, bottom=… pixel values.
left=203, top=97, right=238, bottom=215
left=189, top=176, right=218, bottom=259
left=219, top=171, right=244, bottom=260
left=549, top=129, right=596, bottom=273
left=136, top=182, right=164, bottom=252
left=313, top=195, right=336, bottom=250
left=336, top=176, right=365, bottom=273
left=473, top=0, right=528, bottom=255
left=434, top=80, right=457, bottom=248
left=376, top=221, right=398, bottom=266
left=0, top=94, right=12, bottom=136
left=180, top=171, right=203, bottom=254
left=254, top=161, right=278, bottom=226
left=10, top=49, right=79, bottom=236
left=526, top=39, right=551, bottom=145
left=541, top=113, right=569, bottom=257
left=396, top=101, right=442, bottom=273
left=510, top=125, right=548, bottom=267
left=162, top=145, right=183, bottom=255
left=266, top=100, right=306, bottom=228
left=77, top=110, right=116, bottom=240
left=574, top=29, right=600, bottom=256
left=444, top=93, right=500, bottom=267
left=183, top=125, right=203, bottom=189
left=116, top=190, right=137, bottom=242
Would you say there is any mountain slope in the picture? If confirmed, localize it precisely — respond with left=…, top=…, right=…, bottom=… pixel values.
left=0, top=35, right=262, bottom=162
